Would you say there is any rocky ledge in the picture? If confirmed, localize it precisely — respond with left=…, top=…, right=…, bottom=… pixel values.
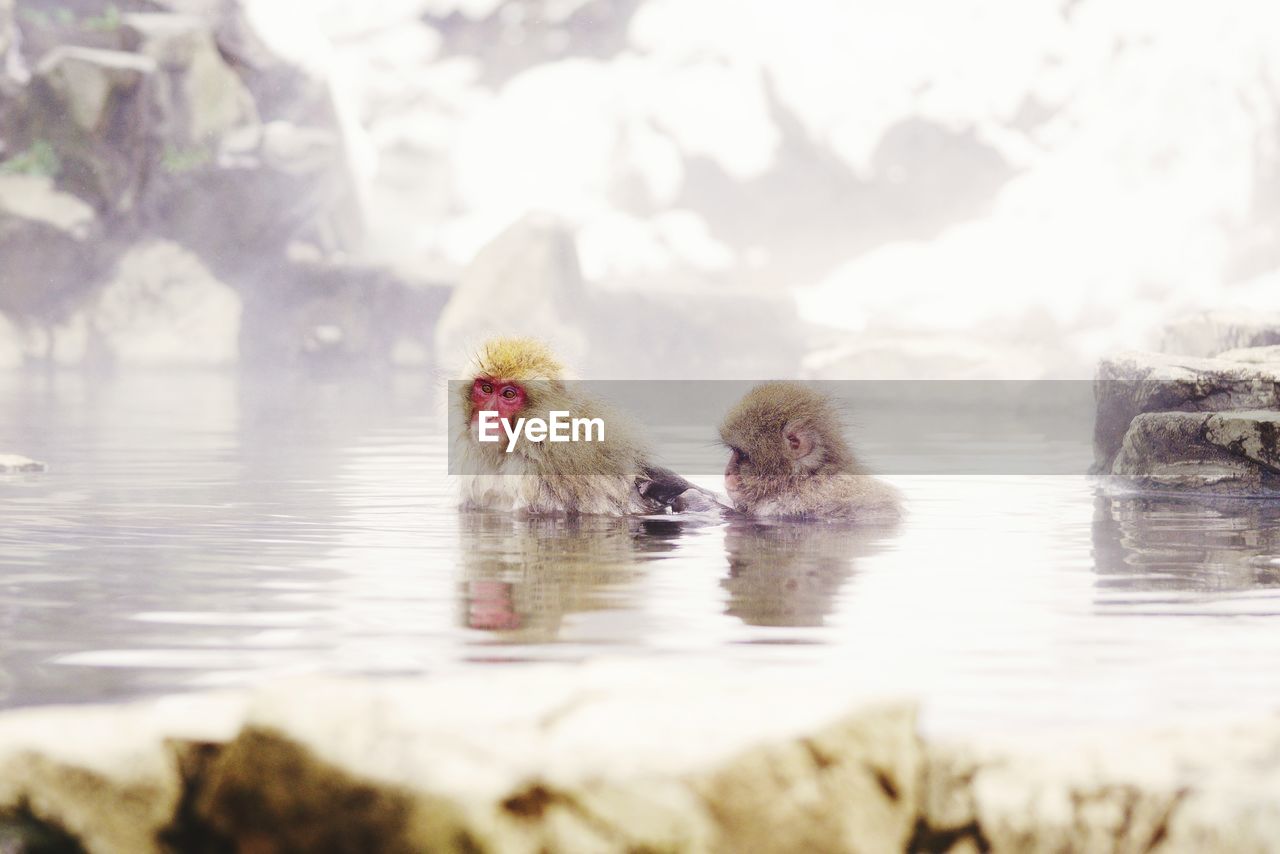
left=1095, top=346, right=1280, bottom=494
left=1, top=664, right=1280, bottom=853
left=1110, top=410, right=1280, bottom=494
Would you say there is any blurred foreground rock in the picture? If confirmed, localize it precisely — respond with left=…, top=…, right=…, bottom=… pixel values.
left=924, top=722, right=1280, bottom=852
left=436, top=215, right=805, bottom=378
left=3, top=666, right=1280, bottom=852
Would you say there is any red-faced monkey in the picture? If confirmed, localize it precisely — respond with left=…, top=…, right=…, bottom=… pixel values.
left=719, top=382, right=900, bottom=521
left=454, top=337, right=722, bottom=515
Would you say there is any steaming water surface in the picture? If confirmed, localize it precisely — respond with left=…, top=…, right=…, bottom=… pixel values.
left=4, top=372, right=1280, bottom=735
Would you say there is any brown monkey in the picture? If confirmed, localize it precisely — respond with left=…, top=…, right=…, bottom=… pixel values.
left=719, top=382, right=900, bottom=521
left=453, top=336, right=723, bottom=515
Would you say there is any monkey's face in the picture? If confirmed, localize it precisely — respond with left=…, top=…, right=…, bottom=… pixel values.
left=459, top=337, right=565, bottom=442
left=722, top=446, right=750, bottom=505
left=468, top=376, right=527, bottom=427
left=720, top=412, right=825, bottom=511
left=720, top=424, right=801, bottom=509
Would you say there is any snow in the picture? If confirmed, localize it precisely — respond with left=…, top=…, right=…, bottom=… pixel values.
left=288, top=0, right=1280, bottom=375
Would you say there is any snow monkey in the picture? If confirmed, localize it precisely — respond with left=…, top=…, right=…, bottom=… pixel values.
left=453, top=337, right=723, bottom=515
left=719, top=382, right=901, bottom=521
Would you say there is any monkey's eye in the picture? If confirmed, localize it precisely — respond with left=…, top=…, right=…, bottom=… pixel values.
left=501, top=387, right=518, bottom=400
left=480, top=382, right=494, bottom=395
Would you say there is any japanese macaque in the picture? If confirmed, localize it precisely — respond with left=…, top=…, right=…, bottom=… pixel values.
left=719, top=382, right=900, bottom=521
left=454, top=336, right=723, bottom=515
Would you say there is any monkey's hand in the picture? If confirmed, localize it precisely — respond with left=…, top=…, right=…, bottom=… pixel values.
left=637, top=466, right=730, bottom=515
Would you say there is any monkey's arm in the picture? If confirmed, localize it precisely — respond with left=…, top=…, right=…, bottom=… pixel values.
left=637, top=465, right=730, bottom=514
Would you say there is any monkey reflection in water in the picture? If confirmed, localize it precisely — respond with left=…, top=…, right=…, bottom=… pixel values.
left=722, top=519, right=896, bottom=627
left=457, top=512, right=686, bottom=641
left=1093, top=494, right=1280, bottom=596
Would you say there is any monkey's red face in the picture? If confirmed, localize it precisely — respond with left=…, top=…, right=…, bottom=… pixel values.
left=470, top=377, right=527, bottom=425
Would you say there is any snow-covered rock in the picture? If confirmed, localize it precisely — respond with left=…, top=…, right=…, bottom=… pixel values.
left=1110, top=410, right=1280, bottom=494
left=3, top=667, right=1280, bottom=851
left=435, top=213, right=591, bottom=369
left=321, top=0, right=1280, bottom=377
left=1162, top=311, right=1280, bottom=359
left=1093, top=351, right=1280, bottom=474
left=435, top=214, right=805, bottom=378
left=87, top=241, right=242, bottom=369
left=1217, top=344, right=1280, bottom=365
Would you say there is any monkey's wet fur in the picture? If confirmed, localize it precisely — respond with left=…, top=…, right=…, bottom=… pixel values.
left=454, top=338, right=898, bottom=522
left=720, top=382, right=901, bottom=521
left=454, top=337, right=722, bottom=515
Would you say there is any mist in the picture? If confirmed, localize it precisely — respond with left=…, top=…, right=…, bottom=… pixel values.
left=3, top=0, right=1278, bottom=378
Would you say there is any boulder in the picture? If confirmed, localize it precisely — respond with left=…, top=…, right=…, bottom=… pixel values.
left=139, top=120, right=359, bottom=283
left=121, top=12, right=257, bottom=147
left=0, top=668, right=919, bottom=853
left=1161, top=311, right=1280, bottom=358
left=435, top=214, right=591, bottom=369
left=195, top=671, right=920, bottom=853
left=436, top=215, right=807, bottom=378
left=3, top=3, right=368, bottom=297
left=1093, top=351, right=1280, bottom=473
left=0, top=173, right=105, bottom=325
left=922, top=722, right=1280, bottom=852
left=7, top=668, right=1280, bottom=850
left=200, top=0, right=369, bottom=251
left=86, top=240, right=241, bottom=368
left=110, top=12, right=359, bottom=281
left=23, top=46, right=156, bottom=212
left=0, top=692, right=244, bottom=854
left=1108, top=410, right=1280, bottom=494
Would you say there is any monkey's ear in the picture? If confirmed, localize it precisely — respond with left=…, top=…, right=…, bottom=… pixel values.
left=781, top=420, right=818, bottom=463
